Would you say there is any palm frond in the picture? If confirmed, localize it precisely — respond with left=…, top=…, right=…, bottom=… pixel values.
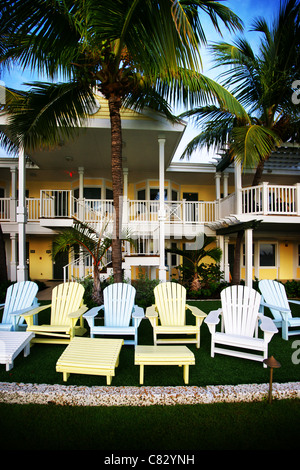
left=5, top=81, right=96, bottom=149
left=232, top=124, right=282, bottom=168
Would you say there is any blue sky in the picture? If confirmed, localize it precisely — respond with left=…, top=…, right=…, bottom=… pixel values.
left=1, top=0, right=284, bottom=161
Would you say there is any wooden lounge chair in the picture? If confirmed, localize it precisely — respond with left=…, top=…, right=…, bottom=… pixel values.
left=0, top=281, right=39, bottom=331
left=205, top=285, right=278, bottom=366
left=21, top=282, right=87, bottom=344
left=83, top=283, right=144, bottom=346
left=259, top=279, right=300, bottom=340
left=146, top=282, right=207, bottom=348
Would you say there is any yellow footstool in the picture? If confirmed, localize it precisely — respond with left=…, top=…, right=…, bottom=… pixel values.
left=134, top=345, right=195, bottom=384
left=56, top=337, right=123, bottom=385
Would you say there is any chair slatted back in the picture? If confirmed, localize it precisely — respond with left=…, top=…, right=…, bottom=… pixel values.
left=103, top=283, right=135, bottom=327
left=221, top=285, right=261, bottom=337
left=50, top=282, right=84, bottom=326
left=2, top=281, right=38, bottom=325
left=154, top=282, right=186, bottom=326
left=259, top=279, right=292, bottom=321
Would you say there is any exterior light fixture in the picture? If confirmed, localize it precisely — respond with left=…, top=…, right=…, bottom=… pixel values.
left=263, top=356, right=281, bottom=404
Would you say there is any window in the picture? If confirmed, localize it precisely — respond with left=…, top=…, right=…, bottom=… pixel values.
left=260, top=243, right=276, bottom=267
left=150, top=188, right=167, bottom=200
left=137, top=189, right=145, bottom=200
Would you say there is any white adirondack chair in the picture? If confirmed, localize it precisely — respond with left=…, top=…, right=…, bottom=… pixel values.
left=0, top=281, right=39, bottom=331
left=204, top=285, right=278, bottom=367
left=259, top=279, right=300, bottom=340
left=83, top=283, right=144, bottom=346
left=146, top=282, right=207, bottom=348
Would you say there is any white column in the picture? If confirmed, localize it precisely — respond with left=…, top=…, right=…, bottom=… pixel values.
left=223, top=172, right=229, bottom=198
left=245, top=228, right=253, bottom=288
left=17, top=145, right=27, bottom=281
left=234, top=159, right=242, bottom=214
left=10, top=166, right=17, bottom=222
left=215, top=172, right=221, bottom=200
left=224, top=236, right=230, bottom=282
left=78, top=166, right=84, bottom=221
left=78, top=167, right=84, bottom=199
left=158, top=137, right=166, bottom=282
left=10, top=233, right=17, bottom=282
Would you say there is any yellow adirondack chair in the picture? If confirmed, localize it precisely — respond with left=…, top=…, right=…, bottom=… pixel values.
left=21, top=282, right=87, bottom=344
left=146, top=282, right=207, bottom=348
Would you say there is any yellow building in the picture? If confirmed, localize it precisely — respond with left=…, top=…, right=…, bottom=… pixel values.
left=0, top=95, right=300, bottom=287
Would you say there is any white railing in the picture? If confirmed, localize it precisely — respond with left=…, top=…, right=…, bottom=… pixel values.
left=2, top=184, right=299, bottom=224
left=128, top=200, right=215, bottom=223
left=40, top=190, right=73, bottom=218
left=242, top=183, right=299, bottom=216
left=26, top=198, right=40, bottom=221
left=217, top=193, right=236, bottom=220
left=0, top=198, right=10, bottom=221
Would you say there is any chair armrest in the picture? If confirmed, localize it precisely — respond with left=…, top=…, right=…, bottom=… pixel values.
left=288, top=299, right=300, bottom=305
left=9, top=304, right=41, bottom=317
left=83, top=305, right=104, bottom=319
left=145, top=305, right=158, bottom=319
left=204, top=308, right=222, bottom=326
left=146, top=305, right=158, bottom=327
left=258, top=314, right=278, bottom=333
left=260, top=300, right=290, bottom=313
left=68, top=305, right=88, bottom=319
left=21, top=303, right=51, bottom=317
left=132, top=305, right=145, bottom=319
left=186, top=304, right=207, bottom=319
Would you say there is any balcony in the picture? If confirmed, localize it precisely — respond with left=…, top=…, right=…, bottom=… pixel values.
left=2, top=183, right=300, bottom=234
left=217, top=182, right=300, bottom=221
left=0, top=189, right=216, bottom=232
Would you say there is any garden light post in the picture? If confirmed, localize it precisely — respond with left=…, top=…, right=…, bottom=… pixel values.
left=263, top=356, right=281, bottom=404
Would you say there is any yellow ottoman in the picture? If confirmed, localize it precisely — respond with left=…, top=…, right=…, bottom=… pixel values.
left=56, top=337, right=123, bottom=385
left=134, top=345, right=195, bottom=384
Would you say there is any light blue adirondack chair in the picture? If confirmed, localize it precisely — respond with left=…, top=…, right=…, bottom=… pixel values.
left=259, top=279, right=300, bottom=340
left=0, top=281, right=39, bottom=331
left=83, top=283, right=144, bottom=345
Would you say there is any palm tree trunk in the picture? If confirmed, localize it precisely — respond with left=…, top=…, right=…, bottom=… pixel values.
left=108, top=95, right=123, bottom=283
left=252, top=160, right=265, bottom=186
left=92, top=266, right=103, bottom=305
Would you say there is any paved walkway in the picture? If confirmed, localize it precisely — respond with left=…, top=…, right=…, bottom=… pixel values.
left=36, top=281, right=61, bottom=301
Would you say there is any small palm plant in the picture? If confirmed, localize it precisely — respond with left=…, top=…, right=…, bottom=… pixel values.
left=166, top=234, right=222, bottom=291
left=52, top=219, right=134, bottom=305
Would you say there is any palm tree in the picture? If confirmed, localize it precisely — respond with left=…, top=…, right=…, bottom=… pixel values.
left=180, top=0, right=300, bottom=186
left=52, top=221, right=112, bottom=305
left=52, top=219, right=134, bottom=304
left=166, top=234, right=222, bottom=291
left=0, top=0, right=246, bottom=282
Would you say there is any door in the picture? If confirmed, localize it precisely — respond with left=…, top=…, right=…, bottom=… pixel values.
left=53, top=248, right=69, bottom=280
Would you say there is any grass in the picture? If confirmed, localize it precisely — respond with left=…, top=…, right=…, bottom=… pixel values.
left=0, top=299, right=299, bottom=451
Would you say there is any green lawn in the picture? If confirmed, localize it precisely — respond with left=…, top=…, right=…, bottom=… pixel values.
left=0, top=299, right=299, bottom=451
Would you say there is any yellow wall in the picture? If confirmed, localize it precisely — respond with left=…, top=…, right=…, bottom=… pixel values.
left=180, top=184, right=215, bottom=201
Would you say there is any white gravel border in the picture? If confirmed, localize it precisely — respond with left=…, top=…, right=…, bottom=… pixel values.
left=0, top=381, right=299, bottom=406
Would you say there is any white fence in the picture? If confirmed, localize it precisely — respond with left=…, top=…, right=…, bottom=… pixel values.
left=2, top=184, right=299, bottom=224
left=241, top=183, right=299, bottom=215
